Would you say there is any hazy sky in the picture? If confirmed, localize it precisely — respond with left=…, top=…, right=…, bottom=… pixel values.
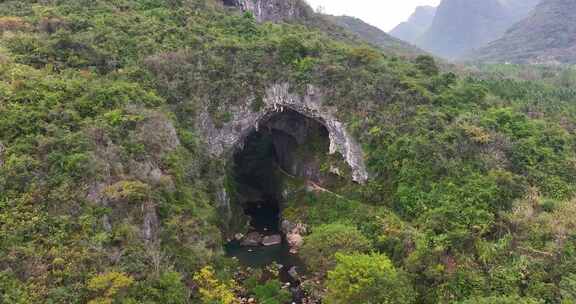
left=305, top=0, right=441, bottom=32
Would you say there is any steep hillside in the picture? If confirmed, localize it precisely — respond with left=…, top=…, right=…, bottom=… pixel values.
left=1, top=0, right=576, bottom=304
left=471, top=0, right=576, bottom=64
left=418, top=0, right=539, bottom=59
left=327, top=15, right=425, bottom=57
left=225, top=0, right=424, bottom=57
left=389, top=5, right=436, bottom=45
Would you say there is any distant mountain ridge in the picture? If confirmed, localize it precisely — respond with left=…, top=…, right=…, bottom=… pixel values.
left=327, top=15, right=425, bottom=57
left=417, top=0, right=539, bottom=59
left=390, top=0, right=540, bottom=60
left=471, top=0, right=576, bottom=64
left=389, top=6, right=436, bottom=45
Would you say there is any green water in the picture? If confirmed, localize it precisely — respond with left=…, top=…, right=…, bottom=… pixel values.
left=225, top=240, right=305, bottom=271
left=224, top=204, right=307, bottom=282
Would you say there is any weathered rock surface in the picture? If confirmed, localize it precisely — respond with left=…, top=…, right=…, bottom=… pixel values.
left=141, top=201, right=160, bottom=242
left=241, top=232, right=263, bottom=247
left=288, top=266, right=299, bottom=281
left=0, top=142, right=5, bottom=167
left=223, top=0, right=311, bottom=23
left=262, top=234, right=282, bottom=246
left=281, top=220, right=306, bottom=254
left=197, top=84, right=368, bottom=184
left=199, top=84, right=368, bottom=223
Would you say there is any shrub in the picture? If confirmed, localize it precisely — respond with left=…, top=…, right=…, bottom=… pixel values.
left=87, top=272, right=135, bottom=304
left=560, top=274, right=576, bottom=303
left=414, top=55, right=439, bottom=76
left=300, top=223, right=372, bottom=274
left=325, top=253, right=416, bottom=304
left=134, top=271, right=189, bottom=304
left=251, top=280, right=291, bottom=304
left=104, top=180, right=151, bottom=204
left=192, top=266, right=238, bottom=304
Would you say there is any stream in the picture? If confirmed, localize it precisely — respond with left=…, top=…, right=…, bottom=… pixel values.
left=225, top=203, right=307, bottom=303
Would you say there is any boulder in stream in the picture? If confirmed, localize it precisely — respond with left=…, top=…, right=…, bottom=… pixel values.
left=241, top=232, right=263, bottom=247
left=262, top=234, right=282, bottom=246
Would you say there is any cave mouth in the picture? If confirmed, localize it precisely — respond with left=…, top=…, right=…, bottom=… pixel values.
left=232, top=109, right=330, bottom=236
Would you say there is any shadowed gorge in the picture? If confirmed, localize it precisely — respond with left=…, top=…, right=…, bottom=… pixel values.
left=230, top=109, right=330, bottom=246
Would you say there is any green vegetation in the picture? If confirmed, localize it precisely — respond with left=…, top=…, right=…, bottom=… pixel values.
left=1, top=0, right=576, bottom=303
left=325, top=253, right=415, bottom=304
left=251, top=280, right=291, bottom=304
left=300, top=223, right=372, bottom=274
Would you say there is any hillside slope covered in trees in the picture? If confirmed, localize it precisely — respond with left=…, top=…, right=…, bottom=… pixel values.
left=471, top=0, right=576, bottom=64
left=327, top=15, right=425, bottom=57
left=1, top=0, right=576, bottom=303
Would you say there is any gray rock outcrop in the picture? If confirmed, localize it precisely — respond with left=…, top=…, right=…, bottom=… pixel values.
left=223, top=0, right=311, bottom=23
left=197, top=83, right=368, bottom=184
left=262, top=234, right=282, bottom=246
left=0, top=142, right=4, bottom=167
left=241, top=232, right=263, bottom=247
left=281, top=220, right=306, bottom=254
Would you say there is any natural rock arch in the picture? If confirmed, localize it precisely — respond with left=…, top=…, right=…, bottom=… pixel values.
left=197, top=84, right=368, bottom=227
left=198, top=84, right=368, bottom=184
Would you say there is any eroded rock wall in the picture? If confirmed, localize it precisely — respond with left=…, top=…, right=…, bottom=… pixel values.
left=0, top=142, right=4, bottom=167
left=198, top=83, right=368, bottom=184
left=224, top=0, right=311, bottom=23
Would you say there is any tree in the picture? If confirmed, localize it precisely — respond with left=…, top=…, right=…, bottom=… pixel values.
left=415, top=55, right=439, bottom=76
left=252, top=280, right=291, bottom=304
left=87, top=272, right=135, bottom=304
left=193, top=266, right=238, bottom=304
left=135, top=271, right=189, bottom=304
left=325, top=253, right=416, bottom=304
left=300, top=223, right=372, bottom=274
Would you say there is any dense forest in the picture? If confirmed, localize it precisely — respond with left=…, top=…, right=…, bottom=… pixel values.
left=1, top=1, right=576, bottom=303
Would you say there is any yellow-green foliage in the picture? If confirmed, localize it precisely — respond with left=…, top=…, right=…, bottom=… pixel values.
left=104, top=180, right=151, bottom=204
left=87, top=272, right=134, bottom=304
left=192, top=266, right=238, bottom=304
left=325, top=253, right=415, bottom=304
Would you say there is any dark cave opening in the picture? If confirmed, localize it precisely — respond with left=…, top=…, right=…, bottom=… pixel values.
left=233, top=130, right=284, bottom=234
left=231, top=109, right=331, bottom=237
left=226, top=110, right=331, bottom=301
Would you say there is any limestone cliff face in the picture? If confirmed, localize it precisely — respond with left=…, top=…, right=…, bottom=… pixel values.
left=197, top=83, right=368, bottom=184
left=0, top=142, right=4, bottom=167
left=198, top=83, right=369, bottom=229
left=223, top=0, right=312, bottom=23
